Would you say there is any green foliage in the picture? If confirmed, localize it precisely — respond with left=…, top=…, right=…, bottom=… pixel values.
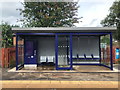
left=0, top=22, right=13, bottom=48
left=101, top=1, right=120, bottom=41
left=18, top=2, right=80, bottom=27
left=0, top=22, right=19, bottom=48
left=101, top=35, right=110, bottom=45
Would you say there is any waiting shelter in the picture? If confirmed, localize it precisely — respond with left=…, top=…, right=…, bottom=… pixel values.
left=12, top=27, right=116, bottom=70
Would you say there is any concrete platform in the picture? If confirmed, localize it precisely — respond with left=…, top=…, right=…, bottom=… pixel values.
left=8, top=65, right=119, bottom=73
left=1, top=80, right=119, bottom=88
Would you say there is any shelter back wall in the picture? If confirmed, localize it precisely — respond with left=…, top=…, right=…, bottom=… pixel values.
left=37, top=37, right=55, bottom=63
left=37, top=36, right=100, bottom=64
left=72, top=36, right=99, bottom=58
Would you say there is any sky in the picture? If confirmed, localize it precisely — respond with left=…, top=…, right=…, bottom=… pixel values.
left=0, top=0, right=115, bottom=27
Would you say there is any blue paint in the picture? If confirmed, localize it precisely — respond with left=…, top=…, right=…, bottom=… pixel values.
left=55, top=35, right=58, bottom=70
left=55, top=67, right=72, bottom=70
left=56, top=34, right=72, bottom=70
left=72, top=58, right=100, bottom=60
left=77, top=32, right=110, bottom=35
left=110, top=33, right=113, bottom=70
left=16, top=35, right=18, bottom=70
left=70, top=34, right=73, bottom=69
left=24, top=40, right=37, bottom=64
left=100, top=64, right=111, bottom=69
left=17, top=64, right=24, bottom=70
left=99, top=36, right=101, bottom=64
left=72, top=64, right=100, bottom=65
left=15, top=32, right=113, bottom=70
left=17, top=33, right=55, bottom=35
left=66, top=36, right=69, bottom=65
left=16, top=32, right=111, bottom=36
left=16, top=36, right=26, bottom=70
left=24, top=37, right=26, bottom=67
left=56, top=32, right=110, bottom=35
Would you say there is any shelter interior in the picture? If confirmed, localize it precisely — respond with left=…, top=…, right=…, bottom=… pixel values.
left=16, top=33, right=112, bottom=70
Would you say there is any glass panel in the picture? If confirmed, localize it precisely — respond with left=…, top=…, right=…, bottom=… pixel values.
left=58, top=35, right=70, bottom=68
left=100, top=34, right=110, bottom=67
left=18, top=36, right=24, bottom=66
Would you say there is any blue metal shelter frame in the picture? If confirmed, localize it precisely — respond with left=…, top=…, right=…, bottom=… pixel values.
left=16, top=32, right=113, bottom=70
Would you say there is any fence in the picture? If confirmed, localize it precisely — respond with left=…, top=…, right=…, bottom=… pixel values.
left=101, top=46, right=120, bottom=64
left=0, top=46, right=119, bottom=68
left=0, top=48, right=2, bottom=67
left=1, top=47, right=16, bottom=68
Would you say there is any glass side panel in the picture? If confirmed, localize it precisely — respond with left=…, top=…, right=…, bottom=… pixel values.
left=18, top=36, right=24, bottom=66
left=100, top=34, right=111, bottom=67
left=57, top=35, right=70, bottom=68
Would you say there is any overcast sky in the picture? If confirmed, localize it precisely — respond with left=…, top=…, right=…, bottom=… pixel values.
left=0, top=0, right=115, bottom=27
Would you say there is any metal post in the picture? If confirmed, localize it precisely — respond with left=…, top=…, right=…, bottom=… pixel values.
left=70, top=34, right=73, bottom=70
left=110, top=33, right=113, bottom=70
left=99, top=36, right=101, bottom=65
left=55, top=34, right=58, bottom=70
left=24, top=37, right=25, bottom=66
left=66, top=36, right=69, bottom=64
left=16, top=34, right=18, bottom=70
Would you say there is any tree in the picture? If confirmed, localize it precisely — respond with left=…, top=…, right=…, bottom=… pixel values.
left=18, top=2, right=80, bottom=27
left=0, top=22, right=19, bottom=48
left=101, top=1, right=120, bottom=42
left=0, top=22, right=13, bottom=48
left=101, top=35, right=110, bottom=45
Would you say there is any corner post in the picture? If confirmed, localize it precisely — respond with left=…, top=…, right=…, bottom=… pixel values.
left=55, top=34, right=58, bottom=70
left=16, top=34, right=18, bottom=70
left=110, top=33, right=113, bottom=70
left=70, top=34, right=73, bottom=70
left=99, top=35, right=101, bottom=65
